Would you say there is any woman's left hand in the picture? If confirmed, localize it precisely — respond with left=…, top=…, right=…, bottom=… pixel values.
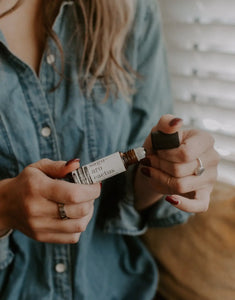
left=134, top=114, right=220, bottom=212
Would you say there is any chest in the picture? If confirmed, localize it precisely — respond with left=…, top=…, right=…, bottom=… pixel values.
left=0, top=58, right=132, bottom=179
left=0, top=0, right=44, bottom=73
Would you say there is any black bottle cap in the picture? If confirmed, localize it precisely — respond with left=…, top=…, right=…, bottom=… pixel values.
left=151, top=131, right=180, bottom=150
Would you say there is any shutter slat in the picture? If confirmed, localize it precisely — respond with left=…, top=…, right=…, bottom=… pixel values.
left=168, top=49, right=235, bottom=80
left=159, top=0, right=235, bottom=184
left=174, top=101, right=235, bottom=136
left=171, top=75, right=235, bottom=105
left=164, top=24, right=235, bottom=53
left=159, top=0, right=235, bottom=24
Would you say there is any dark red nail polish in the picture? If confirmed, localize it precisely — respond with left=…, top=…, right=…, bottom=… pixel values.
left=100, top=183, right=102, bottom=189
left=169, top=118, right=183, bottom=127
left=140, top=157, right=151, bottom=167
left=141, top=167, right=151, bottom=178
left=65, top=158, right=80, bottom=166
left=165, top=196, right=179, bottom=205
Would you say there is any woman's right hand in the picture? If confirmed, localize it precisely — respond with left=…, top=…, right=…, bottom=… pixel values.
left=0, top=159, right=101, bottom=244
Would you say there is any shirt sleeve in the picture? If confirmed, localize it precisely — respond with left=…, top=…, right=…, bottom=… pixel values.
left=0, top=236, right=14, bottom=270
left=100, top=0, right=190, bottom=235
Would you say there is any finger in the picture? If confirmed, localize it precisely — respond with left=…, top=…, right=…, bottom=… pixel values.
left=157, top=130, right=215, bottom=163
left=165, top=186, right=213, bottom=213
left=31, top=206, right=94, bottom=234
left=21, top=196, right=57, bottom=218
left=44, top=179, right=101, bottom=204
left=55, top=208, right=94, bottom=233
left=32, top=232, right=81, bottom=244
left=52, top=201, right=94, bottom=219
left=152, top=114, right=183, bottom=135
left=166, top=167, right=217, bottom=195
left=33, top=199, right=94, bottom=219
left=29, top=158, right=80, bottom=179
left=139, top=165, right=217, bottom=195
left=19, top=220, right=82, bottom=243
left=61, top=201, right=94, bottom=219
left=144, top=148, right=220, bottom=178
left=143, top=115, right=183, bottom=154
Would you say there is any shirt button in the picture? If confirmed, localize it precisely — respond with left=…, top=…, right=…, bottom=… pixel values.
left=46, top=54, right=55, bottom=65
left=41, top=126, right=51, bottom=137
left=55, top=263, right=66, bottom=273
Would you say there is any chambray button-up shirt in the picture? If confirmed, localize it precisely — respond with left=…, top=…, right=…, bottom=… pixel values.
left=0, top=1, right=189, bottom=299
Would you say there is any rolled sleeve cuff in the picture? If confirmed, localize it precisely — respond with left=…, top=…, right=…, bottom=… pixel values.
left=0, top=236, right=14, bottom=270
left=103, top=199, right=148, bottom=236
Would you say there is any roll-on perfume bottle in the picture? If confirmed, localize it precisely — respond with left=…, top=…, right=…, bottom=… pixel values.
left=69, top=130, right=180, bottom=184
left=70, top=147, right=146, bottom=184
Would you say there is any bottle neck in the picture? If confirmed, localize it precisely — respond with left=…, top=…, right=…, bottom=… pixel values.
left=121, top=149, right=139, bottom=168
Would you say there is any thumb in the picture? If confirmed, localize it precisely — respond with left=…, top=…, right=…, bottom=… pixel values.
left=143, top=114, right=183, bottom=153
left=151, top=114, right=183, bottom=151
left=30, top=158, right=80, bottom=179
left=152, top=114, right=183, bottom=135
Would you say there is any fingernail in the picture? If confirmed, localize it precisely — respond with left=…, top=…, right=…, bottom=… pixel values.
left=140, top=157, right=151, bottom=167
left=165, top=195, right=179, bottom=205
left=100, top=183, right=102, bottom=189
left=65, top=158, right=80, bottom=166
left=169, top=118, right=183, bottom=127
left=140, top=167, right=151, bottom=178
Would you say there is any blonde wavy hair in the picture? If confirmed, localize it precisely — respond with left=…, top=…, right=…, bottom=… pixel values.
left=1, top=0, right=137, bottom=100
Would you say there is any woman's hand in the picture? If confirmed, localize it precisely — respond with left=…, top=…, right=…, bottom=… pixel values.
left=134, top=114, right=220, bottom=212
left=0, top=159, right=101, bottom=243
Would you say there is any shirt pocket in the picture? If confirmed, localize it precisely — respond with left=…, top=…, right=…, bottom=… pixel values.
left=89, top=82, right=132, bottom=156
left=0, top=115, right=18, bottom=179
left=91, top=81, right=122, bottom=104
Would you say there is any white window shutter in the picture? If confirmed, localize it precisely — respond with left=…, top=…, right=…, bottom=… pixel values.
left=159, top=0, right=235, bottom=185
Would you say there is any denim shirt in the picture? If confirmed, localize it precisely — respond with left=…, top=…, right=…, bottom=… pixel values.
left=0, top=1, right=189, bottom=299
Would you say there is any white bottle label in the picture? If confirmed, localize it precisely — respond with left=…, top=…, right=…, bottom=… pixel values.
left=72, top=152, right=126, bottom=184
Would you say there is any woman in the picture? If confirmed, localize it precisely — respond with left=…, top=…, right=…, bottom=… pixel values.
left=0, top=0, right=219, bottom=299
